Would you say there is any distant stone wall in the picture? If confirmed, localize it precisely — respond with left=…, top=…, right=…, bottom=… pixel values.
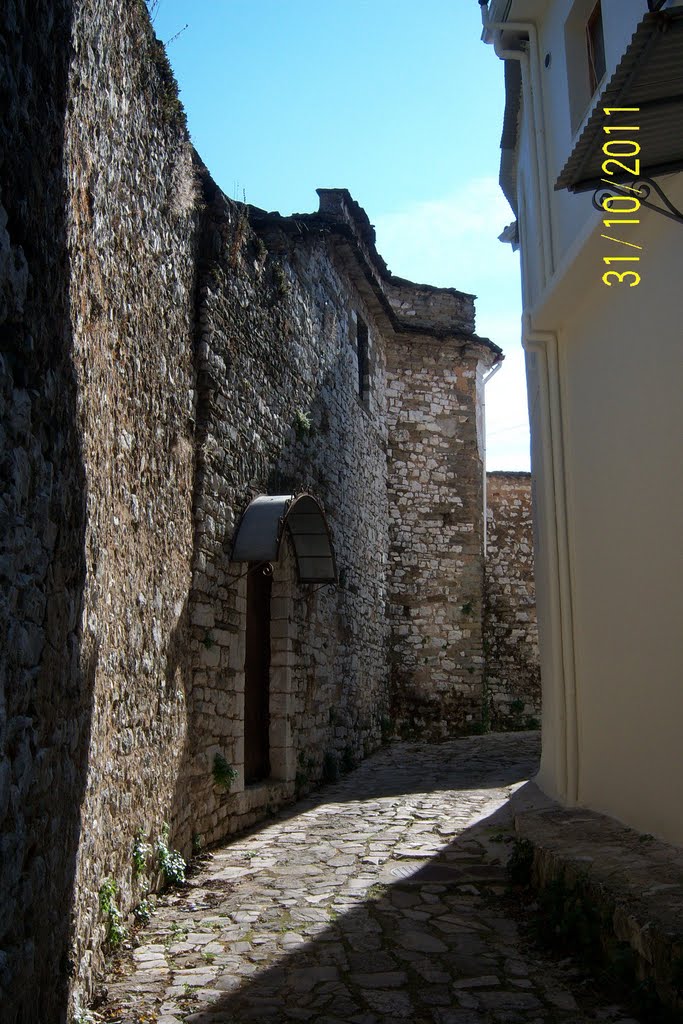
left=484, top=472, right=540, bottom=729
left=386, top=334, right=497, bottom=739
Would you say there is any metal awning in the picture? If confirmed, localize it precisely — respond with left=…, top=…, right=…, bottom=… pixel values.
left=230, top=493, right=337, bottom=584
left=556, top=10, right=683, bottom=194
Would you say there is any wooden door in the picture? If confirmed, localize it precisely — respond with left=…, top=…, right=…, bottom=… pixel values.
left=244, top=564, right=271, bottom=783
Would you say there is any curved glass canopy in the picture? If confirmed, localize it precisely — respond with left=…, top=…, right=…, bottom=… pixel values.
left=230, top=493, right=337, bottom=584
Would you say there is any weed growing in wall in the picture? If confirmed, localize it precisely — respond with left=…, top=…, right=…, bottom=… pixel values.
left=98, top=879, right=127, bottom=948
left=132, top=829, right=152, bottom=878
left=272, top=262, right=290, bottom=298
left=156, top=823, right=186, bottom=886
left=295, top=750, right=316, bottom=793
left=340, top=745, right=357, bottom=774
left=506, top=837, right=535, bottom=886
left=137, top=2, right=189, bottom=134
left=212, top=753, right=238, bottom=791
left=380, top=714, right=394, bottom=743
left=293, top=409, right=312, bottom=440
left=322, top=750, right=339, bottom=785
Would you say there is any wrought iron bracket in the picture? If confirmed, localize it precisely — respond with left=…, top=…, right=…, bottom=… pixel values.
left=593, top=177, right=683, bottom=226
left=229, top=560, right=274, bottom=586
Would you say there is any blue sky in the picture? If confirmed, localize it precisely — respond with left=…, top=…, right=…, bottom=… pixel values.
left=151, top=0, right=529, bottom=469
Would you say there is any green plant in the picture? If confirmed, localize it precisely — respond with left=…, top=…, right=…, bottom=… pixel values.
left=213, top=753, right=238, bottom=791
left=380, top=714, right=393, bottom=743
left=202, top=951, right=216, bottom=964
left=273, top=262, right=289, bottom=297
left=192, top=832, right=203, bottom=855
left=510, top=698, right=525, bottom=716
left=132, top=829, right=152, bottom=878
left=340, top=745, right=356, bottom=774
left=133, top=898, right=154, bottom=926
left=156, top=823, right=186, bottom=886
left=73, top=1010, right=98, bottom=1024
left=322, top=750, right=339, bottom=785
left=293, top=409, right=312, bottom=440
left=99, top=879, right=127, bottom=948
left=202, top=630, right=215, bottom=649
left=295, top=750, right=316, bottom=793
left=461, top=600, right=474, bottom=615
left=229, top=206, right=250, bottom=268
left=506, top=837, right=535, bottom=886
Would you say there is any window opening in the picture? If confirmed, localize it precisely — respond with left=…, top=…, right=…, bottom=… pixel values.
left=356, top=316, right=369, bottom=401
left=586, top=1, right=606, bottom=96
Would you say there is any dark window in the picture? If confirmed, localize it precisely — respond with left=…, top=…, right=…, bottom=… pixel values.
left=356, top=316, right=369, bottom=400
left=586, top=1, right=606, bottom=95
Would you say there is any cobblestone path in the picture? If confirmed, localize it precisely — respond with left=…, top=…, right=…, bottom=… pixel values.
left=98, top=733, right=641, bottom=1024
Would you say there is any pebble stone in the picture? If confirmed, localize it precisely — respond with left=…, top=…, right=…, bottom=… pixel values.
left=95, top=733, right=643, bottom=1023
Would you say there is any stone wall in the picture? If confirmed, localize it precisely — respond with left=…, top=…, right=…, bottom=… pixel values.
left=0, top=1, right=524, bottom=1016
left=386, top=333, right=500, bottom=739
left=1, top=1, right=90, bottom=1018
left=174, top=177, right=393, bottom=853
left=1, top=0, right=201, bottom=1017
left=484, top=472, right=540, bottom=729
left=63, top=0, right=200, bottom=1009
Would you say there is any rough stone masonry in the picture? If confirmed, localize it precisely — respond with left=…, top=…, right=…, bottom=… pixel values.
left=0, top=0, right=537, bottom=1019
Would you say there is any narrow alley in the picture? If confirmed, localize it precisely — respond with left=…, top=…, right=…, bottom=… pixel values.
left=96, top=733, right=641, bottom=1024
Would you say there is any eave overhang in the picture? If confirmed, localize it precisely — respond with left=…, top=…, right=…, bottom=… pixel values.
left=555, top=10, right=683, bottom=194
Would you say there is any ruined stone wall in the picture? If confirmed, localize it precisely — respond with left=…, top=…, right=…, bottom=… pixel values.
left=178, top=187, right=391, bottom=849
left=484, top=472, right=540, bottom=729
left=386, top=336, right=493, bottom=739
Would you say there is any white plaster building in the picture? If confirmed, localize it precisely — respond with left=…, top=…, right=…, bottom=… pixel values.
left=479, top=0, right=683, bottom=844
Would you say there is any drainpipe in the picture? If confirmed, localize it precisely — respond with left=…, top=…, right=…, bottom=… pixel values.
left=482, top=360, right=503, bottom=556
left=522, top=321, right=578, bottom=806
left=482, top=11, right=556, bottom=287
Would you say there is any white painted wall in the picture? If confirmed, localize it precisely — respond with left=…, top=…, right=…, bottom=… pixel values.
left=487, top=0, right=683, bottom=843
left=556, top=193, right=683, bottom=841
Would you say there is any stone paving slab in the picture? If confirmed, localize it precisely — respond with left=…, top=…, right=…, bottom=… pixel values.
left=91, top=732, right=645, bottom=1023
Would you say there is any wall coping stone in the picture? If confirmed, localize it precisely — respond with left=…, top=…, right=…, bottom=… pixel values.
left=513, top=787, right=683, bottom=1013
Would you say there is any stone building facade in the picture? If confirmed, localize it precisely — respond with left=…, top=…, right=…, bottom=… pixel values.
left=0, top=1, right=536, bottom=1019
left=386, top=313, right=494, bottom=739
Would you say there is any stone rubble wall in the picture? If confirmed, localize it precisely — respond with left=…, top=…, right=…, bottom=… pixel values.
left=0, top=0, right=536, bottom=1016
left=63, top=0, right=201, bottom=1012
left=1, top=0, right=201, bottom=1017
left=484, top=472, right=540, bottom=729
left=385, top=337, right=494, bottom=739
left=1, top=1, right=91, bottom=1019
left=385, top=279, right=475, bottom=335
left=179, top=185, right=391, bottom=850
